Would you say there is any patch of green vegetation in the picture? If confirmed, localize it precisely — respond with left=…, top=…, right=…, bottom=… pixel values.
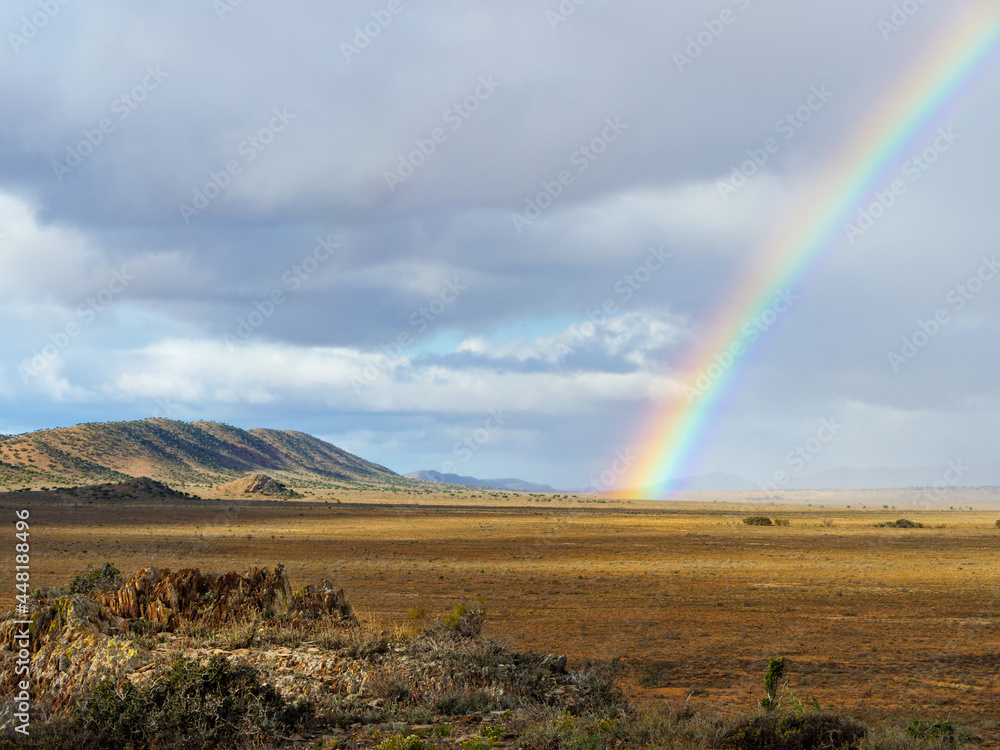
left=875, top=518, right=924, bottom=528
left=905, top=718, right=970, bottom=743
left=68, top=562, right=124, bottom=595
left=743, top=516, right=774, bottom=526
left=76, top=654, right=312, bottom=749
left=720, top=713, right=866, bottom=749
left=638, top=659, right=674, bottom=688
left=374, top=734, right=426, bottom=750
left=441, top=600, right=487, bottom=637
left=760, top=656, right=786, bottom=711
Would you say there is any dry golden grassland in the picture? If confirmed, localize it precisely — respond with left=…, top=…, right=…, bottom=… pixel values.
left=3, top=488, right=999, bottom=742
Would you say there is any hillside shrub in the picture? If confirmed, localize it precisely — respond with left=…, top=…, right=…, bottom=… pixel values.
left=76, top=654, right=312, bottom=749
left=743, top=516, right=773, bottom=526
left=720, top=713, right=866, bottom=750
left=760, top=657, right=786, bottom=711
left=69, top=562, right=124, bottom=595
left=875, top=518, right=924, bottom=529
left=442, top=601, right=487, bottom=637
left=905, top=718, right=969, bottom=743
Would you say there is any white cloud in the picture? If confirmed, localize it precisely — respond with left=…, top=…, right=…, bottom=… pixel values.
left=456, top=310, right=687, bottom=365
left=91, top=336, right=683, bottom=416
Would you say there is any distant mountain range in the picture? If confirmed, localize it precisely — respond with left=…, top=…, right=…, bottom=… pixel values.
left=0, top=419, right=400, bottom=488
left=670, top=464, right=999, bottom=491
left=405, top=470, right=557, bottom=493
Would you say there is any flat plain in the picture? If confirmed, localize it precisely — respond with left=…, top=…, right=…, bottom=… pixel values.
left=3, top=487, right=999, bottom=743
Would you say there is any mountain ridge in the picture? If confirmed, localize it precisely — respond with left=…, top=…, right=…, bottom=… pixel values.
left=405, top=470, right=557, bottom=492
left=0, top=418, right=400, bottom=488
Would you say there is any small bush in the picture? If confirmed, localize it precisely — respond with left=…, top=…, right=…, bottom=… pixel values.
left=480, top=725, right=505, bottom=741
left=75, top=654, right=312, bottom=749
left=69, top=562, right=124, bottom=595
left=743, top=516, right=773, bottom=526
left=216, top=615, right=260, bottom=650
left=369, top=675, right=412, bottom=704
left=774, top=519, right=791, bottom=527
left=875, top=518, right=924, bottom=529
left=994, top=519, right=1000, bottom=528
left=721, top=713, right=866, bottom=750
left=432, top=689, right=491, bottom=716
left=761, top=657, right=786, bottom=711
left=407, top=605, right=427, bottom=621
left=905, top=718, right=969, bottom=742
left=442, top=601, right=487, bottom=637
left=374, top=734, right=426, bottom=750
left=574, top=659, right=626, bottom=713
left=639, top=660, right=674, bottom=688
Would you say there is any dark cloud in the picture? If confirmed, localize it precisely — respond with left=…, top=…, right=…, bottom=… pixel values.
left=1, top=0, right=997, bottom=487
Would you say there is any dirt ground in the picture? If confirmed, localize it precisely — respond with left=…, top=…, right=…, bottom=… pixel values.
left=3, top=489, right=999, bottom=742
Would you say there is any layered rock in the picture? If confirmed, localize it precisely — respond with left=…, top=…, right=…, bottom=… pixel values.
left=0, top=595, right=151, bottom=714
left=0, top=565, right=354, bottom=724
left=92, top=564, right=351, bottom=631
left=216, top=472, right=302, bottom=498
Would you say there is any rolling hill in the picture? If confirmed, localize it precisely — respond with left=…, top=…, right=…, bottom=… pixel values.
left=0, top=419, right=401, bottom=489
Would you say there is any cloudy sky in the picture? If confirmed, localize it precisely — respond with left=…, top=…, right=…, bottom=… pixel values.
left=1, top=0, right=998, bottom=490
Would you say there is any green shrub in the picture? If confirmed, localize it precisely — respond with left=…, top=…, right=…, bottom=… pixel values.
left=76, top=654, right=312, bottom=749
left=442, top=601, right=486, bottom=637
left=639, top=660, right=674, bottom=688
left=432, top=689, right=491, bottom=716
left=761, top=657, right=786, bottom=711
left=905, top=718, right=969, bottom=742
left=875, top=518, right=924, bottom=528
left=69, top=562, right=124, bottom=595
left=407, top=605, right=427, bottom=621
left=743, top=516, right=773, bottom=526
left=574, top=659, right=626, bottom=713
left=480, top=724, right=504, bottom=741
left=774, top=519, right=791, bottom=527
left=721, top=713, right=866, bottom=749
left=994, top=520, right=1000, bottom=528
left=374, top=734, right=426, bottom=750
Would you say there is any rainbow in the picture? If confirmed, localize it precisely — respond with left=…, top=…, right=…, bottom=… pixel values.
left=627, top=4, right=1000, bottom=495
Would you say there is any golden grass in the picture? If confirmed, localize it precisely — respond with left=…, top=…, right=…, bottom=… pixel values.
left=4, top=489, right=999, bottom=743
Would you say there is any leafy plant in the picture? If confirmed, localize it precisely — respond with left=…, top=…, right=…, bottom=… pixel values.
left=480, top=724, right=504, bottom=741
left=905, top=718, right=969, bottom=743
left=721, top=713, right=866, bottom=750
left=76, top=654, right=312, bottom=749
left=761, top=657, right=786, bottom=711
left=743, top=516, right=774, bottom=526
left=69, top=562, right=124, bottom=595
left=875, top=518, right=924, bottom=528
left=374, top=734, right=426, bottom=750
left=442, top=600, right=487, bottom=637
left=407, top=605, right=427, bottom=621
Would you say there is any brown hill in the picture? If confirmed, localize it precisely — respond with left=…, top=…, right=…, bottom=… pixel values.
left=1, top=477, right=198, bottom=503
left=216, top=473, right=302, bottom=498
left=0, top=419, right=400, bottom=489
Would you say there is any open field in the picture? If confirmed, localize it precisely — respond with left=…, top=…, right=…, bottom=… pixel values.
left=3, top=489, right=999, bottom=743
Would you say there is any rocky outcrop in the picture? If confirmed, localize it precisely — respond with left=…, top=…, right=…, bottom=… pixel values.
left=93, top=564, right=351, bottom=631
left=216, top=473, right=302, bottom=498
left=0, top=565, right=355, bottom=726
left=0, top=595, right=151, bottom=713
